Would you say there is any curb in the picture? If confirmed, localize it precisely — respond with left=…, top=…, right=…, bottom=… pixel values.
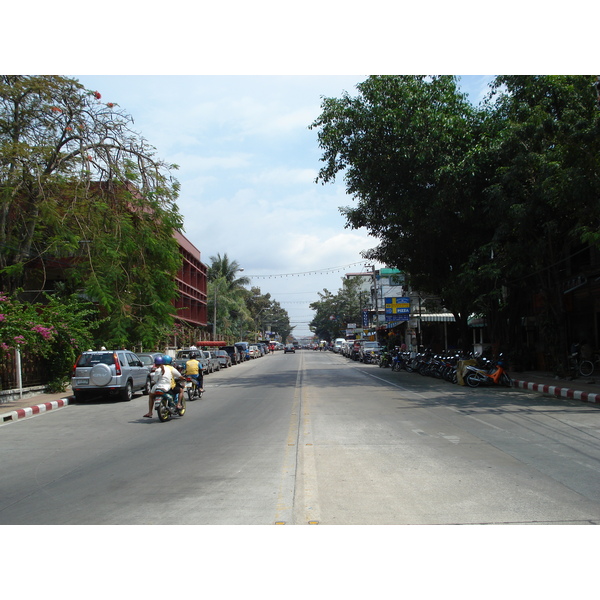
left=1, top=398, right=71, bottom=424
left=512, top=379, right=600, bottom=405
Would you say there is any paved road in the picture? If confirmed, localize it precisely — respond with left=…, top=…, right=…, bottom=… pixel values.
left=2, top=350, right=600, bottom=524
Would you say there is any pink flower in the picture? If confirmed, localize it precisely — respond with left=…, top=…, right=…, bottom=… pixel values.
left=0, top=314, right=5, bottom=321
left=31, top=325, right=55, bottom=340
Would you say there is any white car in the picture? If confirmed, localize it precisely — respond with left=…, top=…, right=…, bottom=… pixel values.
left=249, top=345, right=260, bottom=359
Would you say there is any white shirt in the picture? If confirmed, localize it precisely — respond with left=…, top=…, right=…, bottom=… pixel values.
left=151, top=365, right=182, bottom=392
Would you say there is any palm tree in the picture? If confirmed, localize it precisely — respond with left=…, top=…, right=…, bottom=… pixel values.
left=208, top=254, right=251, bottom=339
left=208, top=253, right=250, bottom=289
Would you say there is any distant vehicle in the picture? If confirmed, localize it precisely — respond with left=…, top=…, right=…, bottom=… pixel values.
left=359, top=341, right=381, bottom=363
left=350, top=340, right=362, bottom=361
left=201, top=350, right=220, bottom=373
left=235, top=342, right=250, bottom=361
left=284, top=344, right=296, bottom=354
left=71, top=350, right=151, bottom=402
left=249, top=345, right=260, bottom=359
left=173, top=349, right=202, bottom=372
left=215, top=349, right=232, bottom=368
left=138, top=352, right=164, bottom=369
left=223, top=345, right=242, bottom=364
left=333, top=338, right=346, bottom=353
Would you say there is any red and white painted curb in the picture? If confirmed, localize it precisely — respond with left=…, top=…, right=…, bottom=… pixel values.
left=512, top=379, right=600, bottom=405
left=1, top=398, right=70, bottom=424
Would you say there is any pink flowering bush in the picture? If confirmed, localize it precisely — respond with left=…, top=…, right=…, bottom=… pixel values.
left=0, top=291, right=100, bottom=388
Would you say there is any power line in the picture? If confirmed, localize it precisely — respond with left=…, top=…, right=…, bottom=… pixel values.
left=245, top=261, right=368, bottom=279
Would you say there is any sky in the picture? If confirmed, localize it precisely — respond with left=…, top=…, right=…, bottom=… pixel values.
left=8, top=4, right=592, bottom=340
left=72, top=74, right=494, bottom=338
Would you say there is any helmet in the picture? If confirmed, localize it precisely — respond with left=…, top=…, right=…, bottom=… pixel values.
left=154, top=355, right=164, bottom=365
left=163, top=355, right=172, bottom=365
left=190, top=353, right=197, bottom=359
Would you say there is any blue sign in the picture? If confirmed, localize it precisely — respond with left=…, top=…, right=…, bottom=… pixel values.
left=384, top=297, right=411, bottom=315
left=385, top=314, right=409, bottom=322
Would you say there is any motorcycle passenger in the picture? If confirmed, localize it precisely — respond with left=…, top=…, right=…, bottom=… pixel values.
left=163, top=355, right=186, bottom=409
left=144, top=354, right=184, bottom=418
left=185, top=352, right=204, bottom=395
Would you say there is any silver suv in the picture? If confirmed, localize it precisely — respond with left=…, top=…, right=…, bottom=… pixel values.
left=71, top=350, right=151, bottom=402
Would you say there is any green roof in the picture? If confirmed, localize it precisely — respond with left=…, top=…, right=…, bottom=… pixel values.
left=379, top=268, right=402, bottom=275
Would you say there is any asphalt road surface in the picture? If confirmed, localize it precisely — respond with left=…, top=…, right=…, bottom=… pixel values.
left=2, top=350, right=600, bottom=525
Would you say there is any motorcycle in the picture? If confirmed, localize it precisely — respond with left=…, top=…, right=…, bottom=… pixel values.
left=378, top=351, right=391, bottom=368
left=186, top=376, right=204, bottom=401
left=464, top=356, right=512, bottom=388
left=391, top=352, right=406, bottom=372
left=154, top=388, right=186, bottom=422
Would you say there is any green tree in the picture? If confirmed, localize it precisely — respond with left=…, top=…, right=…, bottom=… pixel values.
left=481, top=75, right=600, bottom=366
left=244, top=287, right=293, bottom=342
left=309, top=277, right=367, bottom=340
left=207, top=253, right=252, bottom=340
left=0, top=75, right=183, bottom=348
left=310, top=76, right=493, bottom=349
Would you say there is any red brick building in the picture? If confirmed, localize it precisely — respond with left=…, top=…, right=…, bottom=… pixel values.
left=173, top=230, right=208, bottom=329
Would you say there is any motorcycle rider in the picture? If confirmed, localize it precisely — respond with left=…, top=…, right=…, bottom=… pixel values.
left=185, top=352, right=204, bottom=396
left=144, top=354, right=184, bottom=418
left=163, top=355, right=186, bottom=408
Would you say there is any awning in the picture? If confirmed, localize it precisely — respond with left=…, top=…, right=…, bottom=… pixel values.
left=467, top=316, right=486, bottom=328
left=413, top=313, right=455, bottom=322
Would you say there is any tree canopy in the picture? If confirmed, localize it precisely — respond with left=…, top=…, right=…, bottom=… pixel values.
left=311, top=75, right=600, bottom=358
left=207, top=253, right=292, bottom=342
left=309, top=277, right=368, bottom=341
left=0, top=75, right=184, bottom=348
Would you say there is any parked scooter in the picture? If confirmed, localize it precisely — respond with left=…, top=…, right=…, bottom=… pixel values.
left=378, top=351, right=391, bottom=368
left=464, top=355, right=512, bottom=388
left=154, top=388, right=186, bottom=422
left=391, top=350, right=406, bottom=372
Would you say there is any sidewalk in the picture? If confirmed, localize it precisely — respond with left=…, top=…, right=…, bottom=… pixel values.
left=2, top=370, right=600, bottom=425
left=511, top=371, right=600, bottom=405
left=0, top=388, right=74, bottom=424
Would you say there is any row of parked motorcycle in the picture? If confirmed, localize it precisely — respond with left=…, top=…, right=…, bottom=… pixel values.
left=371, top=348, right=513, bottom=388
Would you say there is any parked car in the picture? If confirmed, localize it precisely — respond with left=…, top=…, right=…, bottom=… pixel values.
left=201, top=350, right=220, bottom=373
left=223, top=345, right=242, bottom=365
left=284, top=344, right=296, bottom=354
left=215, top=349, right=232, bottom=368
left=71, top=350, right=151, bottom=402
left=333, top=338, right=346, bottom=353
left=350, top=340, right=362, bottom=361
left=359, top=341, right=381, bottom=363
left=235, top=342, right=250, bottom=361
left=255, top=343, right=267, bottom=356
left=138, top=352, right=164, bottom=370
left=249, top=345, right=260, bottom=359
left=173, top=349, right=204, bottom=373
